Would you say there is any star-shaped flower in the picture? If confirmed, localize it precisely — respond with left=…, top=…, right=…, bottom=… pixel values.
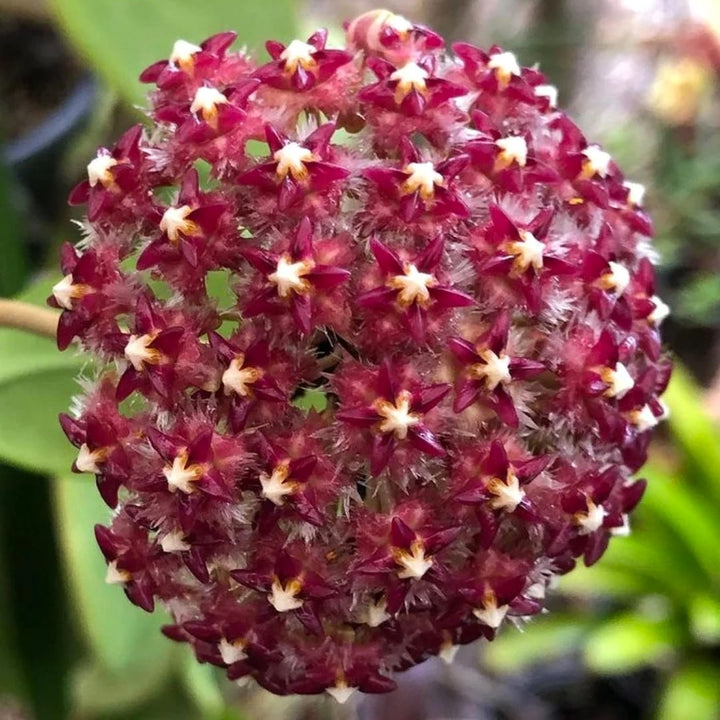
left=137, top=169, right=227, bottom=270
left=358, top=235, right=474, bottom=342
left=68, top=125, right=145, bottom=222
left=209, top=332, right=288, bottom=431
left=452, top=43, right=539, bottom=102
left=358, top=56, right=466, bottom=116
left=254, top=29, right=352, bottom=91
left=111, top=296, right=185, bottom=401
left=240, top=217, right=350, bottom=334
left=479, top=205, right=574, bottom=312
left=452, top=440, right=547, bottom=520
left=140, top=32, right=238, bottom=88
left=459, top=110, right=559, bottom=192
left=95, top=521, right=156, bottom=612
left=237, top=123, right=350, bottom=210
left=48, top=242, right=127, bottom=350
left=336, top=359, right=450, bottom=475
left=363, top=138, right=470, bottom=222
left=448, top=311, right=545, bottom=425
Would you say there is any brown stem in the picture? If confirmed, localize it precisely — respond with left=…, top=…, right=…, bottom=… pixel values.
left=0, top=300, right=59, bottom=339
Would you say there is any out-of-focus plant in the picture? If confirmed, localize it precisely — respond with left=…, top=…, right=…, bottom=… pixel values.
left=483, top=364, right=720, bottom=720
left=636, top=20, right=720, bottom=330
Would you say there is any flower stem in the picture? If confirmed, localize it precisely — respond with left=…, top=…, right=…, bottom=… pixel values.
left=0, top=300, right=59, bottom=339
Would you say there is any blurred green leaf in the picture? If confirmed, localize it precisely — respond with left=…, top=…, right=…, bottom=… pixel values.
left=180, top=651, right=229, bottom=720
left=559, top=563, right=655, bottom=599
left=583, top=611, right=682, bottom=674
left=598, top=529, right=704, bottom=601
left=71, top=660, right=172, bottom=716
left=641, top=461, right=720, bottom=584
left=688, top=594, right=720, bottom=645
left=54, top=474, right=173, bottom=676
left=664, top=366, right=720, bottom=506
left=0, top=368, right=84, bottom=475
left=51, top=0, right=297, bottom=107
left=483, top=615, right=591, bottom=673
left=656, top=660, right=720, bottom=720
left=0, top=277, right=82, bottom=475
left=675, top=274, right=720, bottom=324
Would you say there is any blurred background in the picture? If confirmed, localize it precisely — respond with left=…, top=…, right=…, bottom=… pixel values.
left=0, top=0, right=719, bottom=718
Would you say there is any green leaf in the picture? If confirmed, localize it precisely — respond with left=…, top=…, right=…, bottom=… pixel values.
left=688, top=593, right=720, bottom=645
left=559, top=563, right=654, bottom=599
left=179, top=651, right=227, bottom=720
left=656, top=660, right=720, bottom=720
left=0, top=277, right=83, bottom=475
left=54, top=474, right=173, bottom=676
left=663, top=365, right=720, bottom=506
left=641, top=461, right=720, bottom=585
left=293, top=388, right=328, bottom=413
left=598, top=531, right=704, bottom=601
left=50, top=0, right=298, bottom=107
left=483, top=615, right=591, bottom=673
left=71, top=659, right=172, bottom=716
left=0, top=369, right=83, bottom=475
left=583, top=611, right=683, bottom=674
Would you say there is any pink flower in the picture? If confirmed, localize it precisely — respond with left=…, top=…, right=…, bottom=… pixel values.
left=55, top=14, right=670, bottom=701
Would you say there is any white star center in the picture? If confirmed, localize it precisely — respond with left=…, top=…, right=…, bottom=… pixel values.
left=170, top=39, right=202, bottom=67
left=87, top=154, right=117, bottom=188
left=124, top=333, right=160, bottom=371
left=487, top=470, right=525, bottom=513
left=268, top=255, right=314, bottom=298
left=375, top=391, right=420, bottom=440
left=394, top=540, right=433, bottom=580
left=273, top=142, right=316, bottom=180
left=473, top=592, right=509, bottom=629
left=488, top=51, right=521, bottom=84
left=160, top=204, right=196, bottom=242
left=75, top=444, right=104, bottom=474
left=508, top=229, right=545, bottom=272
left=472, top=349, right=512, bottom=391
left=602, top=362, right=635, bottom=399
left=268, top=579, right=304, bottom=612
left=388, top=264, right=436, bottom=306
left=259, top=463, right=296, bottom=506
left=576, top=499, right=607, bottom=535
left=189, top=86, right=227, bottom=121
left=222, top=356, right=262, bottom=397
left=280, top=39, right=317, bottom=73
left=495, top=135, right=528, bottom=168
left=218, top=637, right=247, bottom=665
left=582, top=145, right=612, bottom=178
left=163, top=451, right=202, bottom=494
left=402, top=161, right=444, bottom=199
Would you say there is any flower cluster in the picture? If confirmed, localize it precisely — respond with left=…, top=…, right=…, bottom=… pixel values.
left=53, top=9, right=670, bottom=702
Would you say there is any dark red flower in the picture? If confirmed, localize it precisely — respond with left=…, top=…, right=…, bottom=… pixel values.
left=359, top=56, right=466, bottom=116
left=337, top=359, right=450, bottom=475
left=56, top=11, right=669, bottom=701
left=237, top=123, right=349, bottom=211
left=254, top=29, right=352, bottom=91
left=448, top=311, right=545, bottom=424
left=240, top=216, right=350, bottom=334
left=363, top=137, right=469, bottom=222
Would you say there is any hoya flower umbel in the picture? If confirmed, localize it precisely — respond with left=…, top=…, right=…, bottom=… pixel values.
left=56, top=8, right=670, bottom=701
